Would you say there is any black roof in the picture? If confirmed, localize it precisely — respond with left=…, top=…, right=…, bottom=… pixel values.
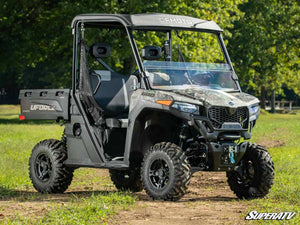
left=71, top=13, right=222, bottom=32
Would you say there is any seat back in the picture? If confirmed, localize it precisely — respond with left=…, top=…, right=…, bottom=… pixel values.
left=90, top=70, right=138, bottom=117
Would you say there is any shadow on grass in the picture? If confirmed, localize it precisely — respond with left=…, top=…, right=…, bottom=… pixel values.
left=0, top=113, right=19, bottom=117
left=0, top=186, right=120, bottom=202
left=0, top=118, right=57, bottom=125
left=134, top=192, right=237, bottom=202
left=0, top=186, right=236, bottom=203
left=0, top=186, right=20, bottom=198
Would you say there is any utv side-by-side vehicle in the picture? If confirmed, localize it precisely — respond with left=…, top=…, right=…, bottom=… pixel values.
left=19, top=13, right=274, bottom=201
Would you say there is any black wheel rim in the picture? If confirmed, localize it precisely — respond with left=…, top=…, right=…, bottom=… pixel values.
left=35, top=153, right=52, bottom=182
left=243, top=161, right=255, bottom=184
left=149, top=158, right=170, bottom=189
left=236, top=160, right=255, bottom=186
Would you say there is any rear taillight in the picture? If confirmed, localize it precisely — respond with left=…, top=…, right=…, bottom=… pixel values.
left=19, top=100, right=24, bottom=120
left=19, top=115, right=25, bottom=120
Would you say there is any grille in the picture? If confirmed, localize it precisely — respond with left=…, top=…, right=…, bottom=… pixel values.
left=208, top=106, right=248, bottom=129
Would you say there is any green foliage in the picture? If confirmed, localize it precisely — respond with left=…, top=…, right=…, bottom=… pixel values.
left=0, top=0, right=299, bottom=104
left=0, top=0, right=245, bottom=101
left=229, top=0, right=300, bottom=98
left=86, top=27, right=136, bottom=75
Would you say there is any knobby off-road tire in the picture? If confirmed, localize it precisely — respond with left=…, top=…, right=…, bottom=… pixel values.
left=226, top=143, right=274, bottom=199
left=29, top=139, right=74, bottom=193
left=109, top=168, right=143, bottom=192
left=141, top=142, right=191, bottom=201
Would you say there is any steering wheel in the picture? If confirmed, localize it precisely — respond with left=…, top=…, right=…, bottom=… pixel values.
left=167, top=69, right=193, bottom=85
left=190, top=71, right=215, bottom=86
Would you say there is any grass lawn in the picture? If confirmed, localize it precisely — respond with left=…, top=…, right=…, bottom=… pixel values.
left=0, top=105, right=135, bottom=224
left=0, top=105, right=299, bottom=224
left=246, top=111, right=300, bottom=224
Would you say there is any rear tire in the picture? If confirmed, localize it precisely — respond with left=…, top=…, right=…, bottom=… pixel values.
left=29, top=139, right=74, bottom=193
left=109, top=168, right=143, bottom=192
left=141, top=142, right=191, bottom=201
left=226, top=143, right=274, bottom=199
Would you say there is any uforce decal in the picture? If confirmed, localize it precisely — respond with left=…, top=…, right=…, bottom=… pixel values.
left=245, top=211, right=296, bottom=220
left=159, top=17, right=193, bottom=25
left=30, top=104, right=55, bottom=111
left=142, top=91, right=155, bottom=97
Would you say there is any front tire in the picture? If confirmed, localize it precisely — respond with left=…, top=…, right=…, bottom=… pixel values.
left=141, top=142, right=191, bottom=201
left=226, top=143, right=274, bottom=199
left=29, top=139, right=74, bottom=193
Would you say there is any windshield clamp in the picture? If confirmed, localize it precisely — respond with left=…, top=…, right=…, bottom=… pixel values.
left=81, top=21, right=85, bottom=39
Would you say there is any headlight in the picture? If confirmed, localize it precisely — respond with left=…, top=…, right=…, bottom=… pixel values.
left=172, top=102, right=199, bottom=114
left=250, top=104, right=260, bottom=116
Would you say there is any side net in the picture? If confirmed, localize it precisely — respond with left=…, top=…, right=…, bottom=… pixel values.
left=79, top=38, right=104, bottom=127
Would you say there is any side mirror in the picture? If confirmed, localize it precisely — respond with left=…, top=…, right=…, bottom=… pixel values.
left=90, top=43, right=111, bottom=58
left=142, top=46, right=162, bottom=60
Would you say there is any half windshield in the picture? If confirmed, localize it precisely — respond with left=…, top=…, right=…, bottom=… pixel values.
left=133, top=30, right=239, bottom=91
left=143, top=61, right=238, bottom=91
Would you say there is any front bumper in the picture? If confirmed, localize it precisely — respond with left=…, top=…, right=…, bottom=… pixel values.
left=190, top=116, right=251, bottom=141
left=188, top=117, right=250, bottom=171
left=207, top=142, right=248, bottom=171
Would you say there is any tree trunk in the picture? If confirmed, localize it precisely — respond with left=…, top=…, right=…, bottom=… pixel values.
left=271, top=89, right=276, bottom=113
left=260, top=86, right=266, bottom=109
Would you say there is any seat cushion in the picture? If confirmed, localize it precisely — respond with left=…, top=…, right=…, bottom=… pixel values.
left=90, top=71, right=138, bottom=117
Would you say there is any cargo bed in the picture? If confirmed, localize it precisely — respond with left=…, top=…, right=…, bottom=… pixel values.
left=19, top=89, right=70, bottom=120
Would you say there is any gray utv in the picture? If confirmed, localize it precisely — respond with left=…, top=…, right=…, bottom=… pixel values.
left=19, top=13, right=274, bottom=201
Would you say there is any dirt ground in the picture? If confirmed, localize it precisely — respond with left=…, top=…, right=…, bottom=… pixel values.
left=110, top=171, right=247, bottom=225
left=109, top=137, right=286, bottom=225
left=1, top=170, right=247, bottom=224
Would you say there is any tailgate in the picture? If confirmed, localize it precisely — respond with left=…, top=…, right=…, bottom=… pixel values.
left=19, top=89, right=70, bottom=120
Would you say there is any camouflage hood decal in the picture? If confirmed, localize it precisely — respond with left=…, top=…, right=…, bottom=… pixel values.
left=171, top=88, right=259, bottom=107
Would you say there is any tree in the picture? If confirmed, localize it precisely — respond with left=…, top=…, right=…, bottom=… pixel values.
left=228, top=0, right=300, bottom=109
left=0, top=0, right=258, bottom=104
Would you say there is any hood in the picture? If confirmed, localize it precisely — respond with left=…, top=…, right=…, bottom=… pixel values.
left=171, top=88, right=259, bottom=107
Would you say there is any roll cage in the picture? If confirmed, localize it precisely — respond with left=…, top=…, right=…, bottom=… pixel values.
left=71, top=13, right=241, bottom=93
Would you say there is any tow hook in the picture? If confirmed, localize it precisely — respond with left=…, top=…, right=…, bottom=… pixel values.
left=229, top=146, right=237, bottom=164
left=229, top=150, right=235, bottom=164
